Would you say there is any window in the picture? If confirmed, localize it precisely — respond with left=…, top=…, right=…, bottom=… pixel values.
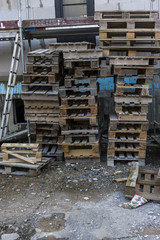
left=55, top=0, right=94, bottom=18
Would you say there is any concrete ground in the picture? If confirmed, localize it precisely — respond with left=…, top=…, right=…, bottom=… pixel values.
left=0, top=145, right=160, bottom=240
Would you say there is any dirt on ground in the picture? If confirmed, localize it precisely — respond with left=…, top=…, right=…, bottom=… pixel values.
left=0, top=145, right=160, bottom=240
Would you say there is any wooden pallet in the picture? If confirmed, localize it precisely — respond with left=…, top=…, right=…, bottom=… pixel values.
left=115, top=104, right=149, bottom=114
left=27, top=49, right=62, bottom=63
left=115, top=84, right=150, bottom=96
left=40, top=145, right=64, bottom=160
left=63, top=49, right=103, bottom=60
left=61, top=95, right=97, bottom=107
left=21, top=92, right=59, bottom=101
left=49, top=42, right=94, bottom=51
left=24, top=114, right=59, bottom=123
left=107, top=158, right=145, bottom=167
left=63, top=134, right=98, bottom=143
left=108, top=131, right=147, bottom=141
left=0, top=158, right=50, bottom=176
left=60, top=117, right=98, bottom=129
left=63, top=145, right=99, bottom=159
left=109, top=114, right=149, bottom=130
left=29, top=122, right=60, bottom=135
left=116, top=111, right=147, bottom=121
left=73, top=67, right=111, bottom=78
left=24, top=100, right=59, bottom=109
left=1, top=143, right=42, bottom=164
left=64, top=59, right=100, bottom=69
left=64, top=77, right=97, bottom=88
left=25, top=107, right=60, bottom=115
left=102, top=46, right=160, bottom=57
left=94, top=11, right=158, bottom=20
left=109, top=56, right=156, bottom=66
left=113, top=66, right=154, bottom=76
left=62, top=128, right=98, bottom=136
left=23, top=73, right=61, bottom=84
left=98, top=19, right=160, bottom=30
left=60, top=105, right=97, bottom=116
left=126, top=164, right=160, bottom=202
left=26, top=64, right=60, bottom=74
left=114, top=95, right=152, bottom=105
left=99, top=30, right=160, bottom=41
left=115, top=75, right=152, bottom=85
left=59, top=86, right=97, bottom=97
left=108, top=139, right=146, bottom=149
left=107, top=148, right=146, bottom=158
left=65, top=156, right=100, bottom=163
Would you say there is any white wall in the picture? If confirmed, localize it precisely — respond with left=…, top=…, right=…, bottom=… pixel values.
left=95, top=0, right=159, bottom=11
left=0, top=0, right=55, bottom=21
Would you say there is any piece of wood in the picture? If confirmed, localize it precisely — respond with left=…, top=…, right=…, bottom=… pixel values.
left=126, top=162, right=139, bottom=187
left=114, top=178, right=127, bottom=183
left=2, top=149, right=36, bottom=164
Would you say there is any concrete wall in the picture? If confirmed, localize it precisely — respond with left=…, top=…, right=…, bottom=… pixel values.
left=95, top=0, right=159, bottom=11
left=0, top=0, right=55, bottom=21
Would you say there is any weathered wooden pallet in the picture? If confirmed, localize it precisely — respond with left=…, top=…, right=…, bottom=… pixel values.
left=98, top=19, right=160, bottom=30
left=115, top=84, right=150, bottom=96
left=23, top=100, right=59, bottom=109
left=64, top=59, right=100, bottom=69
left=36, top=135, right=59, bottom=143
left=108, top=131, right=147, bottom=141
left=1, top=143, right=42, bottom=164
left=114, top=95, right=152, bottom=104
left=61, top=95, right=97, bottom=107
left=21, top=92, right=59, bottom=101
left=59, top=86, right=97, bottom=97
left=109, top=113, right=149, bottom=129
left=22, top=81, right=59, bottom=91
left=102, top=46, right=160, bottom=57
left=60, top=105, right=97, bottom=116
left=40, top=145, right=64, bottom=160
left=63, top=134, right=98, bottom=143
left=73, top=67, right=111, bottom=78
left=63, top=146, right=99, bottom=159
left=23, top=73, right=61, bottom=84
left=26, top=64, right=60, bottom=74
left=49, top=42, right=94, bottom=51
left=126, top=167, right=160, bottom=202
left=0, top=158, right=50, bottom=176
left=115, top=75, right=153, bottom=85
left=27, top=49, right=62, bottom=64
left=107, top=158, right=145, bottom=167
left=64, top=77, right=97, bottom=88
left=25, top=106, right=60, bottom=115
left=108, top=139, right=147, bottom=149
left=25, top=114, right=59, bottom=123
left=94, top=11, right=158, bottom=20
left=60, top=117, right=98, bottom=128
left=63, top=49, right=103, bottom=60
left=113, top=66, right=154, bottom=76
left=61, top=128, right=98, bottom=136
left=99, top=30, right=160, bottom=41
left=109, top=56, right=156, bottom=66
left=116, top=111, right=147, bottom=121
left=29, top=122, right=60, bottom=135
left=115, top=103, right=149, bottom=114
left=107, top=148, right=146, bottom=159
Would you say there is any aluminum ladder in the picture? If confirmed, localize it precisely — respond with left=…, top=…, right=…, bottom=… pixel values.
left=0, top=33, right=21, bottom=139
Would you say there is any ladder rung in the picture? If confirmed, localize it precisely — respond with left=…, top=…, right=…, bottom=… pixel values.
left=13, top=57, right=20, bottom=61
left=7, top=85, right=15, bottom=88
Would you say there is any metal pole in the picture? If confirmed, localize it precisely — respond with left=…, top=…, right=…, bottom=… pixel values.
left=25, top=0, right=30, bottom=20
left=159, top=0, right=160, bottom=19
left=17, top=0, right=25, bottom=73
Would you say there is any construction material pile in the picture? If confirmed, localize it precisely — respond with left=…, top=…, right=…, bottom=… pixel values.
left=21, top=49, right=63, bottom=160
left=95, top=10, right=160, bottom=166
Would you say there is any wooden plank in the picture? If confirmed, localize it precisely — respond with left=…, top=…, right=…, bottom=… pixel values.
left=2, top=149, right=36, bottom=164
left=126, top=162, right=139, bottom=187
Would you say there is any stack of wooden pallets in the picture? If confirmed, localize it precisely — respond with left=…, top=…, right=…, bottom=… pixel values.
left=58, top=47, right=106, bottom=162
left=21, top=49, right=64, bottom=160
left=95, top=10, right=160, bottom=166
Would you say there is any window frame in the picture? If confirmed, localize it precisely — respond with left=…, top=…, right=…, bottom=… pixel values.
left=55, top=0, right=94, bottom=18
